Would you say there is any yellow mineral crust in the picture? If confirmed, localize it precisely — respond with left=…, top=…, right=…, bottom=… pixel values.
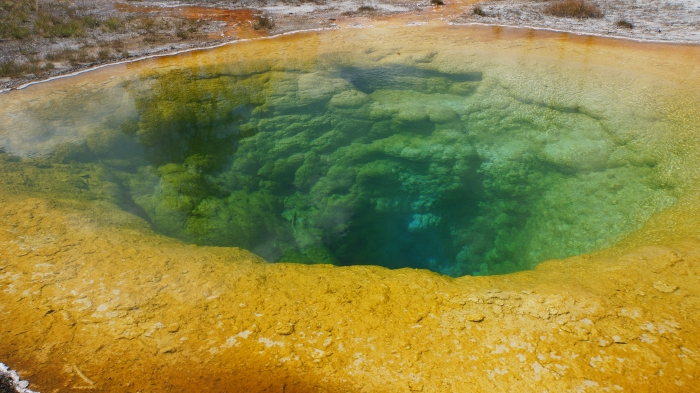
left=1, top=190, right=700, bottom=392
left=1, top=26, right=700, bottom=392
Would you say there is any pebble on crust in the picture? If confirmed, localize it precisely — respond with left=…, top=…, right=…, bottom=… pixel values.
left=0, top=363, right=38, bottom=393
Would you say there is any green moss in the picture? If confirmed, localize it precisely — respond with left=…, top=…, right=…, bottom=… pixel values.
left=279, top=245, right=339, bottom=265
left=187, top=190, right=284, bottom=249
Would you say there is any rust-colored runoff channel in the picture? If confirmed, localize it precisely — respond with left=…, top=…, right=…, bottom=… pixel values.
left=115, top=3, right=269, bottom=39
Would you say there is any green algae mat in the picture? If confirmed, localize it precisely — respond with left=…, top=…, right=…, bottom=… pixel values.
left=1, top=26, right=699, bottom=277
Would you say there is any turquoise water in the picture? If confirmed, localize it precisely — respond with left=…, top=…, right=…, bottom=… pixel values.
left=0, top=31, right=685, bottom=276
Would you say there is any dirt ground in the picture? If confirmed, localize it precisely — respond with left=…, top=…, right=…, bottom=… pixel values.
left=1, top=0, right=699, bottom=90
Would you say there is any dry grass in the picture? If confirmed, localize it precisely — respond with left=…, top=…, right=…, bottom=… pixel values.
left=472, top=5, right=487, bottom=16
left=175, top=18, right=205, bottom=39
left=45, top=47, right=92, bottom=65
left=97, top=48, right=110, bottom=60
left=0, top=0, right=175, bottom=41
left=253, top=16, right=274, bottom=30
left=342, top=5, right=382, bottom=16
left=615, top=19, right=634, bottom=28
left=0, top=0, right=130, bottom=39
left=0, top=0, right=213, bottom=81
left=42, top=42, right=127, bottom=68
left=0, top=0, right=247, bottom=82
left=0, top=59, right=54, bottom=78
left=102, top=16, right=123, bottom=32
left=1, top=0, right=34, bottom=39
left=543, top=0, right=603, bottom=18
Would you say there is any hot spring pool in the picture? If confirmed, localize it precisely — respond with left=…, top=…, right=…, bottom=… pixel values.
left=1, top=26, right=698, bottom=277
left=1, top=25, right=699, bottom=393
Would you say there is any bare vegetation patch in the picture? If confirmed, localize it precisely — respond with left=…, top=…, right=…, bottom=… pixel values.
left=543, top=0, right=603, bottom=19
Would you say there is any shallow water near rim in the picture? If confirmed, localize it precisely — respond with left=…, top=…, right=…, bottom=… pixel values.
left=1, top=25, right=699, bottom=277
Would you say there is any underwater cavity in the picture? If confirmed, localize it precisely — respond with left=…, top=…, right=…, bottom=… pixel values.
left=0, top=59, right=678, bottom=277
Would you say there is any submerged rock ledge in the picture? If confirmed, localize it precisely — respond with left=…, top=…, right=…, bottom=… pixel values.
left=1, top=191, right=699, bottom=391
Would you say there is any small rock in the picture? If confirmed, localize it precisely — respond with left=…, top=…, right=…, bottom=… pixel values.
left=653, top=281, right=678, bottom=293
left=466, top=313, right=485, bottom=322
left=59, top=310, right=76, bottom=327
left=276, top=322, right=295, bottom=335
left=166, top=322, right=180, bottom=333
left=160, top=346, right=177, bottom=354
left=0, top=363, right=37, bottom=393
